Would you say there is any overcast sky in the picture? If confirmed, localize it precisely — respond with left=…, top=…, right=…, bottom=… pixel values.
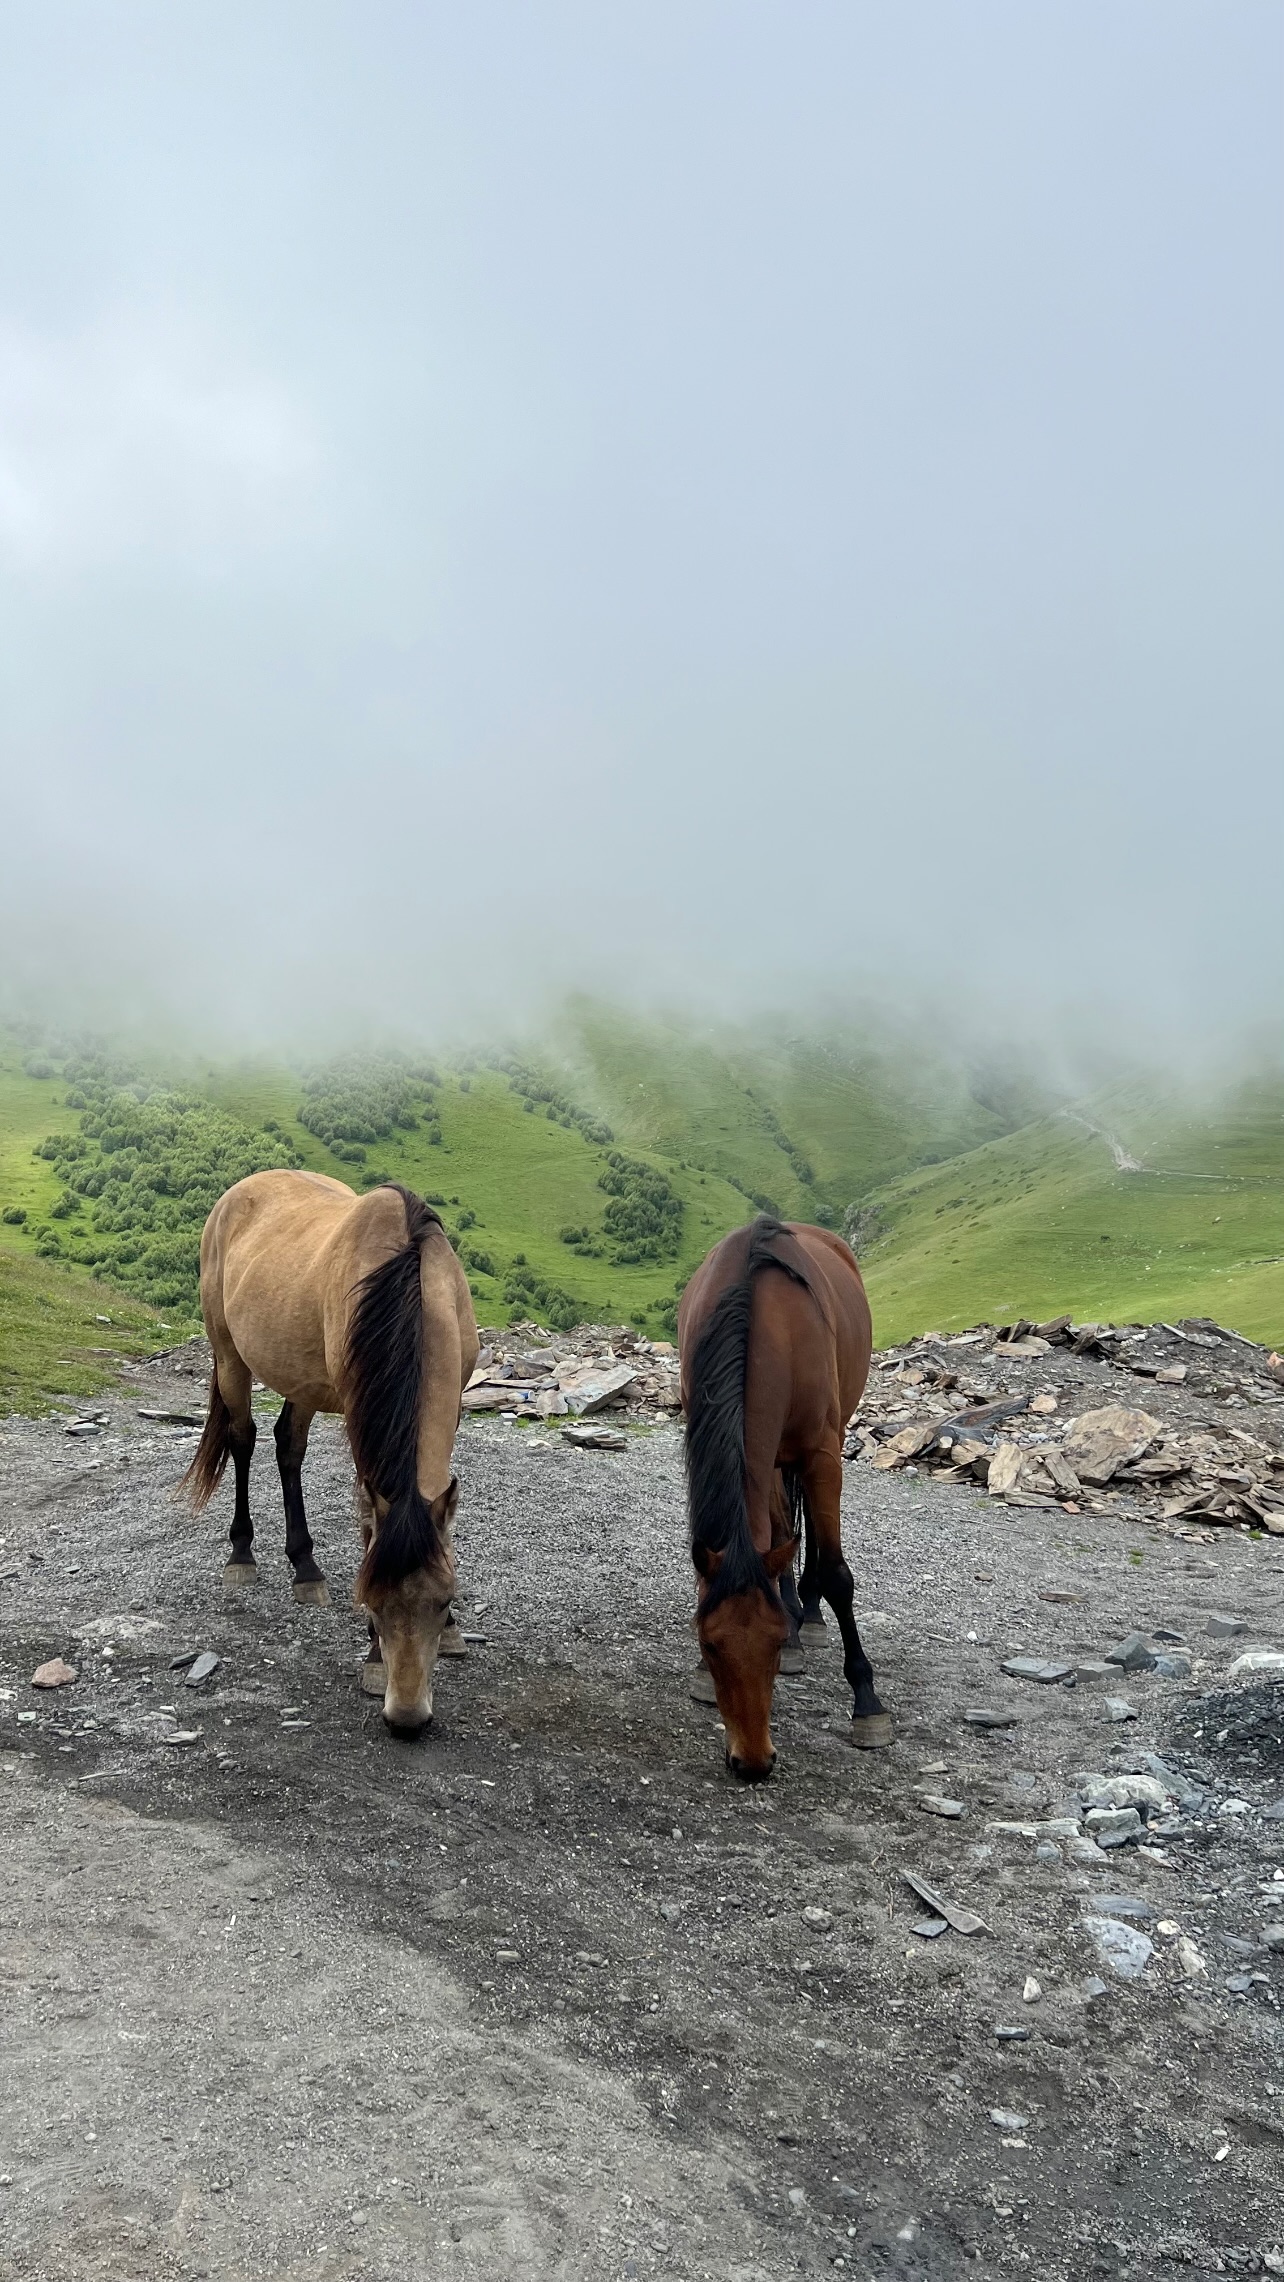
left=1, top=3, right=1280, bottom=1057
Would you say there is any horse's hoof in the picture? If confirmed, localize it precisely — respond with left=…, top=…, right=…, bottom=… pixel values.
left=359, top=1659, right=388, bottom=1697
left=222, top=1561, right=258, bottom=1588
left=438, top=1625, right=467, bottom=1658
left=292, top=1578, right=330, bottom=1607
left=779, top=1645, right=806, bottom=1676
left=799, top=1619, right=828, bottom=1645
left=849, top=1712, right=893, bottom=1749
left=689, top=1667, right=717, bottom=1705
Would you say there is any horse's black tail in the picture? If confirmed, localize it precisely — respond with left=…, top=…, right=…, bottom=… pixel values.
left=344, top=1183, right=446, bottom=1598
left=182, top=1366, right=234, bottom=1512
left=684, top=1216, right=811, bottom=1610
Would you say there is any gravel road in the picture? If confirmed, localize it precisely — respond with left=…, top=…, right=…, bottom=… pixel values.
left=2, top=1344, right=1284, bottom=2282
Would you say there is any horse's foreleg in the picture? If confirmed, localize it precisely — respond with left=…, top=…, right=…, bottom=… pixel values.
left=770, top=1469, right=806, bottom=1673
left=798, top=1499, right=826, bottom=1638
left=274, top=1403, right=329, bottom=1607
left=802, top=1449, right=891, bottom=1747
left=218, top=1355, right=257, bottom=1586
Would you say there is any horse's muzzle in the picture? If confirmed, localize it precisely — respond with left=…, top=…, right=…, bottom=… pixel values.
left=383, top=1704, right=432, bottom=1737
left=726, top=1748, right=776, bottom=1783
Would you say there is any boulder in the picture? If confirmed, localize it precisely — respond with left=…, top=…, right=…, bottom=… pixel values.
left=1061, top=1405, right=1162, bottom=1486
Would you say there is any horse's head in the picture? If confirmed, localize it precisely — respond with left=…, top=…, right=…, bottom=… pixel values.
left=356, top=1478, right=458, bottom=1733
left=692, top=1538, right=796, bottom=1780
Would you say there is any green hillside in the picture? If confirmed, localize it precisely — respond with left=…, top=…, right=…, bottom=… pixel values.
left=3, top=1018, right=1282, bottom=1415
left=550, top=1000, right=1024, bottom=1222
left=859, top=1071, right=1284, bottom=1347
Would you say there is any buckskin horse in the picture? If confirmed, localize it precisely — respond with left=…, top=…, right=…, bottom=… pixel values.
left=183, top=1171, right=479, bottom=1732
left=679, top=1215, right=889, bottom=1779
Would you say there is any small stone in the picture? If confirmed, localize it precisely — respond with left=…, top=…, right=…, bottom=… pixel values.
left=1225, top=1973, right=1254, bottom=1994
left=30, top=1659, right=78, bottom=1690
left=63, top=1421, right=102, bottom=1438
left=961, top=1707, right=1021, bottom=1728
left=1104, top=1698, right=1139, bottom=1723
left=1029, top=1392, right=1058, bottom=1415
left=1205, top=1616, right=1248, bottom=1639
left=988, top=2109, right=1028, bottom=2132
left=1081, top=1976, right=1109, bottom=1999
left=1104, top=1633, right=1157, bottom=1673
left=802, top=1905, right=833, bottom=1929
left=995, top=2025, right=1030, bottom=2041
left=1075, top=1661, right=1113, bottom=1686
left=1083, top=1916, right=1154, bottom=1978
left=1001, top=1659, right=1073, bottom=1685
left=1082, top=1775, right=1169, bottom=1818
left=919, top=1795, right=966, bottom=1819
left=1022, top=1977, right=1042, bottom=2003
left=183, top=1652, right=221, bottom=1687
left=495, top=1949, right=521, bottom=1966
left=1174, top=1936, right=1206, bottom=1979
left=1034, top=1841, right=1059, bottom=1862
left=787, top=2187, right=807, bottom=2209
left=1151, top=1652, right=1193, bottom=1680
left=1260, top=1924, right=1284, bottom=1951
left=1228, top=1650, right=1284, bottom=1680
left=1151, top=1628, right=1186, bottom=1645
left=560, top=1424, right=628, bottom=1452
left=159, top=1729, right=201, bottom=1747
left=918, top=1760, right=949, bottom=1776
left=1066, top=1834, right=1109, bottom=1865
left=1084, top=1807, right=1143, bottom=1848
left=911, top=1915, right=949, bottom=1939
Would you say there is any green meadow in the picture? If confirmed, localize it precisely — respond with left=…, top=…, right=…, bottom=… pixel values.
left=1, top=1018, right=1281, bottom=1413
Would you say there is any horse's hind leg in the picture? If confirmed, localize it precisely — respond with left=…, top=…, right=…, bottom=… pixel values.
left=801, top=1448, right=891, bottom=1747
left=274, top=1403, right=330, bottom=1608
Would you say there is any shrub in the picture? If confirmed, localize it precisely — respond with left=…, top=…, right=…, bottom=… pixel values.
left=597, top=1152, right=684, bottom=1263
left=1, top=1205, right=27, bottom=1225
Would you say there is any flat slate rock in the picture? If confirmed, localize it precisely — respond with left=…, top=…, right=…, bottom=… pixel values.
left=1001, top=1658, right=1073, bottom=1685
left=960, top=1707, right=1022, bottom=1727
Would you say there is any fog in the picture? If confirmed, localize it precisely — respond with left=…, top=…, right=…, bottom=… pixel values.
left=1, top=4, right=1281, bottom=1066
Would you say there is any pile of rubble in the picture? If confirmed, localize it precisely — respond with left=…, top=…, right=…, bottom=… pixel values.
left=845, top=1313, right=1284, bottom=1541
left=463, top=1324, right=682, bottom=1428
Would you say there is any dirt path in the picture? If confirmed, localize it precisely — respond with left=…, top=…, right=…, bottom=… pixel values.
left=2, top=1350, right=1283, bottom=2281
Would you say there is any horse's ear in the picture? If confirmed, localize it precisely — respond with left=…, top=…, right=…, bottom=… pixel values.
left=431, top=1476, right=460, bottom=1537
left=764, top=1537, right=799, bottom=1578
left=691, top=1541, right=723, bottom=1580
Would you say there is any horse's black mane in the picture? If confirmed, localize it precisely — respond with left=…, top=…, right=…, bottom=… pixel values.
left=684, top=1215, right=814, bottom=1614
left=345, top=1183, right=447, bottom=1597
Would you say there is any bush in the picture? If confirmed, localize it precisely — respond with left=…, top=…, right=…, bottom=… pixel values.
left=296, top=1051, right=436, bottom=1154
left=31, top=1085, right=303, bottom=1310
left=1, top=1205, right=27, bottom=1225
left=597, top=1152, right=684, bottom=1263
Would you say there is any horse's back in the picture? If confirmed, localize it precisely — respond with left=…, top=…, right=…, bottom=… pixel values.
left=681, top=1216, right=871, bottom=1460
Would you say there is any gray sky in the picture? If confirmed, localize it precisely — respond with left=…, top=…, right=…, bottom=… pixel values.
left=1, top=3, right=1281, bottom=1058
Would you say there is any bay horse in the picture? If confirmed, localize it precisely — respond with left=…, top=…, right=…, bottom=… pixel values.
left=183, top=1171, right=479, bottom=1732
left=679, top=1215, right=889, bottom=1780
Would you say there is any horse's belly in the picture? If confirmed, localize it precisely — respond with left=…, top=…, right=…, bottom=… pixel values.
left=222, top=1261, right=340, bottom=1412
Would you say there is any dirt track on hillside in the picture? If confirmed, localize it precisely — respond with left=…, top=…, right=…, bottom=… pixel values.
left=2, top=1345, right=1284, bottom=2282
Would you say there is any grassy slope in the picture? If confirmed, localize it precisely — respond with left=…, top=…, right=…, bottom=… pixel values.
left=203, top=1059, right=753, bottom=1326
left=860, top=1072, right=1284, bottom=1347
left=4, top=1027, right=1283, bottom=1409
left=552, top=1002, right=1013, bottom=1218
